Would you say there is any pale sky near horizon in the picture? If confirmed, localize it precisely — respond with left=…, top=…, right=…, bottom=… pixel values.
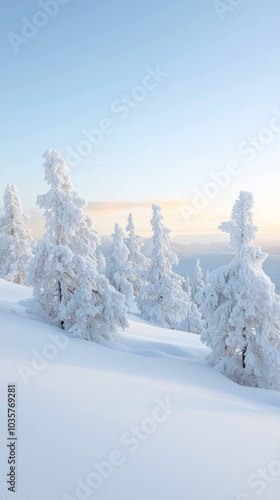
left=1, top=0, right=280, bottom=239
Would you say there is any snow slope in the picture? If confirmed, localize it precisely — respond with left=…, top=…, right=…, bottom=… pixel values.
left=1, top=280, right=280, bottom=499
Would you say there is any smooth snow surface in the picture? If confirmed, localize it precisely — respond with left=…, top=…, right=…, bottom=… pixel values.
left=1, top=279, right=280, bottom=500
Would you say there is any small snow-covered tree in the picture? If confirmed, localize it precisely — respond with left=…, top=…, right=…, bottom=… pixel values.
left=0, top=184, right=33, bottom=284
left=183, top=275, right=192, bottom=300
left=197, top=191, right=280, bottom=389
left=180, top=274, right=204, bottom=334
left=192, top=258, right=205, bottom=300
left=126, top=213, right=150, bottom=295
left=96, top=250, right=106, bottom=274
left=183, top=298, right=205, bottom=335
left=137, top=205, right=204, bottom=333
left=106, top=223, right=134, bottom=304
left=28, top=149, right=128, bottom=340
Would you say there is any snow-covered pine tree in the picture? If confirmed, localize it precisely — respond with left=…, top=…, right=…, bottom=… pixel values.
left=183, top=275, right=192, bottom=300
left=197, top=191, right=280, bottom=389
left=106, top=223, right=134, bottom=305
left=137, top=204, right=204, bottom=333
left=28, top=149, right=128, bottom=340
left=180, top=274, right=204, bottom=334
left=63, top=252, right=128, bottom=341
left=183, top=297, right=205, bottom=335
left=0, top=184, right=33, bottom=284
left=125, top=213, right=150, bottom=295
left=192, top=258, right=205, bottom=301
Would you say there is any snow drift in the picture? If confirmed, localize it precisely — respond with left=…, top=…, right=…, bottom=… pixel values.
left=0, top=280, right=280, bottom=499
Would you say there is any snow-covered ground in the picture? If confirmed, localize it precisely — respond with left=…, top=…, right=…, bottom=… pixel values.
left=1, top=279, right=280, bottom=500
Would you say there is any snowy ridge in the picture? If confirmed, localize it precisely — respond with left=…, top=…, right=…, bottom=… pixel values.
left=1, top=279, right=280, bottom=500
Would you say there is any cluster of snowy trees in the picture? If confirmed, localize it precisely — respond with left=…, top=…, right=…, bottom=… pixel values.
left=0, top=150, right=204, bottom=339
left=0, top=151, right=280, bottom=389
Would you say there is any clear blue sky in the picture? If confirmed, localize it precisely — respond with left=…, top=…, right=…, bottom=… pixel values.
left=1, top=0, right=280, bottom=236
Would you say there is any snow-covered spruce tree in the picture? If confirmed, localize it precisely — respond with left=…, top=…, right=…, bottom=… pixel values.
left=63, top=255, right=128, bottom=341
left=0, top=184, right=33, bottom=284
left=183, top=275, right=192, bottom=300
left=183, top=297, right=205, bottom=335
left=197, top=191, right=280, bottom=389
left=192, top=258, right=205, bottom=301
left=28, top=149, right=128, bottom=340
left=106, top=223, right=134, bottom=305
left=125, top=213, right=150, bottom=295
left=137, top=205, right=204, bottom=333
left=181, top=274, right=204, bottom=334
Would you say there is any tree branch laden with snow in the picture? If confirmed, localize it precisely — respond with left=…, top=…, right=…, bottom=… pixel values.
left=126, top=213, right=150, bottom=295
left=28, top=149, right=128, bottom=341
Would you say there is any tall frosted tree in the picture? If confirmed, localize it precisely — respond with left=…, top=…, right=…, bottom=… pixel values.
left=28, top=149, right=128, bottom=340
left=106, top=223, right=134, bottom=305
left=137, top=205, right=204, bottom=333
left=192, top=258, right=205, bottom=301
left=0, top=184, right=33, bottom=284
left=126, top=213, right=150, bottom=295
left=197, top=191, right=280, bottom=389
left=181, top=274, right=204, bottom=334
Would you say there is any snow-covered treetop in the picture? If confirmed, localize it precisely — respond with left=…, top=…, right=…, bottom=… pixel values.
left=148, top=204, right=178, bottom=277
left=126, top=213, right=135, bottom=236
left=42, top=149, right=73, bottom=191
left=109, top=223, right=131, bottom=275
left=193, top=258, right=204, bottom=288
left=126, top=213, right=144, bottom=256
left=37, top=150, right=98, bottom=253
left=219, top=190, right=267, bottom=268
left=112, top=223, right=129, bottom=259
left=220, top=191, right=257, bottom=252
